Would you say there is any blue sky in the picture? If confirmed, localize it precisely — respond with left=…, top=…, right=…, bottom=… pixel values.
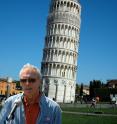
left=0, top=0, right=117, bottom=85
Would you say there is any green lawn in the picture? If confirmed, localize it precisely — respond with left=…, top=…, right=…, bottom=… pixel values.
left=62, top=106, right=117, bottom=124
left=62, top=113, right=117, bottom=124
left=61, top=107, right=117, bottom=114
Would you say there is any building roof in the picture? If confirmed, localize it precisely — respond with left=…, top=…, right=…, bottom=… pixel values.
left=107, top=79, right=117, bottom=88
left=107, top=79, right=117, bottom=84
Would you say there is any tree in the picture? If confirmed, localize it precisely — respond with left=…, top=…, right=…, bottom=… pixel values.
left=90, top=81, right=94, bottom=98
left=15, top=80, right=22, bottom=90
left=80, top=83, right=83, bottom=96
left=75, top=84, right=80, bottom=94
left=89, top=80, right=102, bottom=98
left=75, top=83, right=80, bottom=102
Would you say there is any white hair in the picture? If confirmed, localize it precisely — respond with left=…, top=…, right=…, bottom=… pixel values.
left=19, top=63, right=42, bottom=79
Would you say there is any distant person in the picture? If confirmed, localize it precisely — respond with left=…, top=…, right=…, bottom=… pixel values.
left=111, top=96, right=116, bottom=108
left=53, top=98, right=55, bottom=101
left=115, top=100, right=117, bottom=107
left=0, top=63, right=62, bottom=124
left=80, top=95, right=83, bottom=104
left=96, top=96, right=99, bottom=103
left=90, top=98, right=96, bottom=108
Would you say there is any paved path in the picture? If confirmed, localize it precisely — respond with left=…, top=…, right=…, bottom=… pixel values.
left=63, top=111, right=117, bottom=117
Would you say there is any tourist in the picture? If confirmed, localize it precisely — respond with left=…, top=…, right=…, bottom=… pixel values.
left=90, top=98, right=96, bottom=108
left=0, top=63, right=62, bottom=124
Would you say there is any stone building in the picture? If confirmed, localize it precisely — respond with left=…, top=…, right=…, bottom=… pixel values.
left=0, top=78, right=23, bottom=96
left=107, top=79, right=117, bottom=88
left=41, top=0, right=81, bottom=103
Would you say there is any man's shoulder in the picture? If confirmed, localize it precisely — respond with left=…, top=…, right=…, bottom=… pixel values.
left=41, top=95, right=60, bottom=108
left=5, top=93, right=23, bottom=103
left=40, top=95, right=61, bottom=114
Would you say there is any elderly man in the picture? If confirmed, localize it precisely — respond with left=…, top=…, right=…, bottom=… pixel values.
left=0, top=63, right=62, bottom=124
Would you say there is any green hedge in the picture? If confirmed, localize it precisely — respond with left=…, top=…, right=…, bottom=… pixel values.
left=95, top=88, right=117, bottom=101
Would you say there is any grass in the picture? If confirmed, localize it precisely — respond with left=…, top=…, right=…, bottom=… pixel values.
left=61, top=106, right=117, bottom=124
left=61, top=106, right=117, bottom=114
left=62, top=113, right=117, bottom=124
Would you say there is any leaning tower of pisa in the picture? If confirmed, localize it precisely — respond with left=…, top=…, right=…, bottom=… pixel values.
left=41, top=0, right=81, bottom=103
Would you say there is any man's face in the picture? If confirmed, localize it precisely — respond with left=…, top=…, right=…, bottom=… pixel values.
left=20, top=68, right=41, bottom=98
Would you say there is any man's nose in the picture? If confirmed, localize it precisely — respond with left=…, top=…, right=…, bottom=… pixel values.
left=25, top=81, right=30, bottom=85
